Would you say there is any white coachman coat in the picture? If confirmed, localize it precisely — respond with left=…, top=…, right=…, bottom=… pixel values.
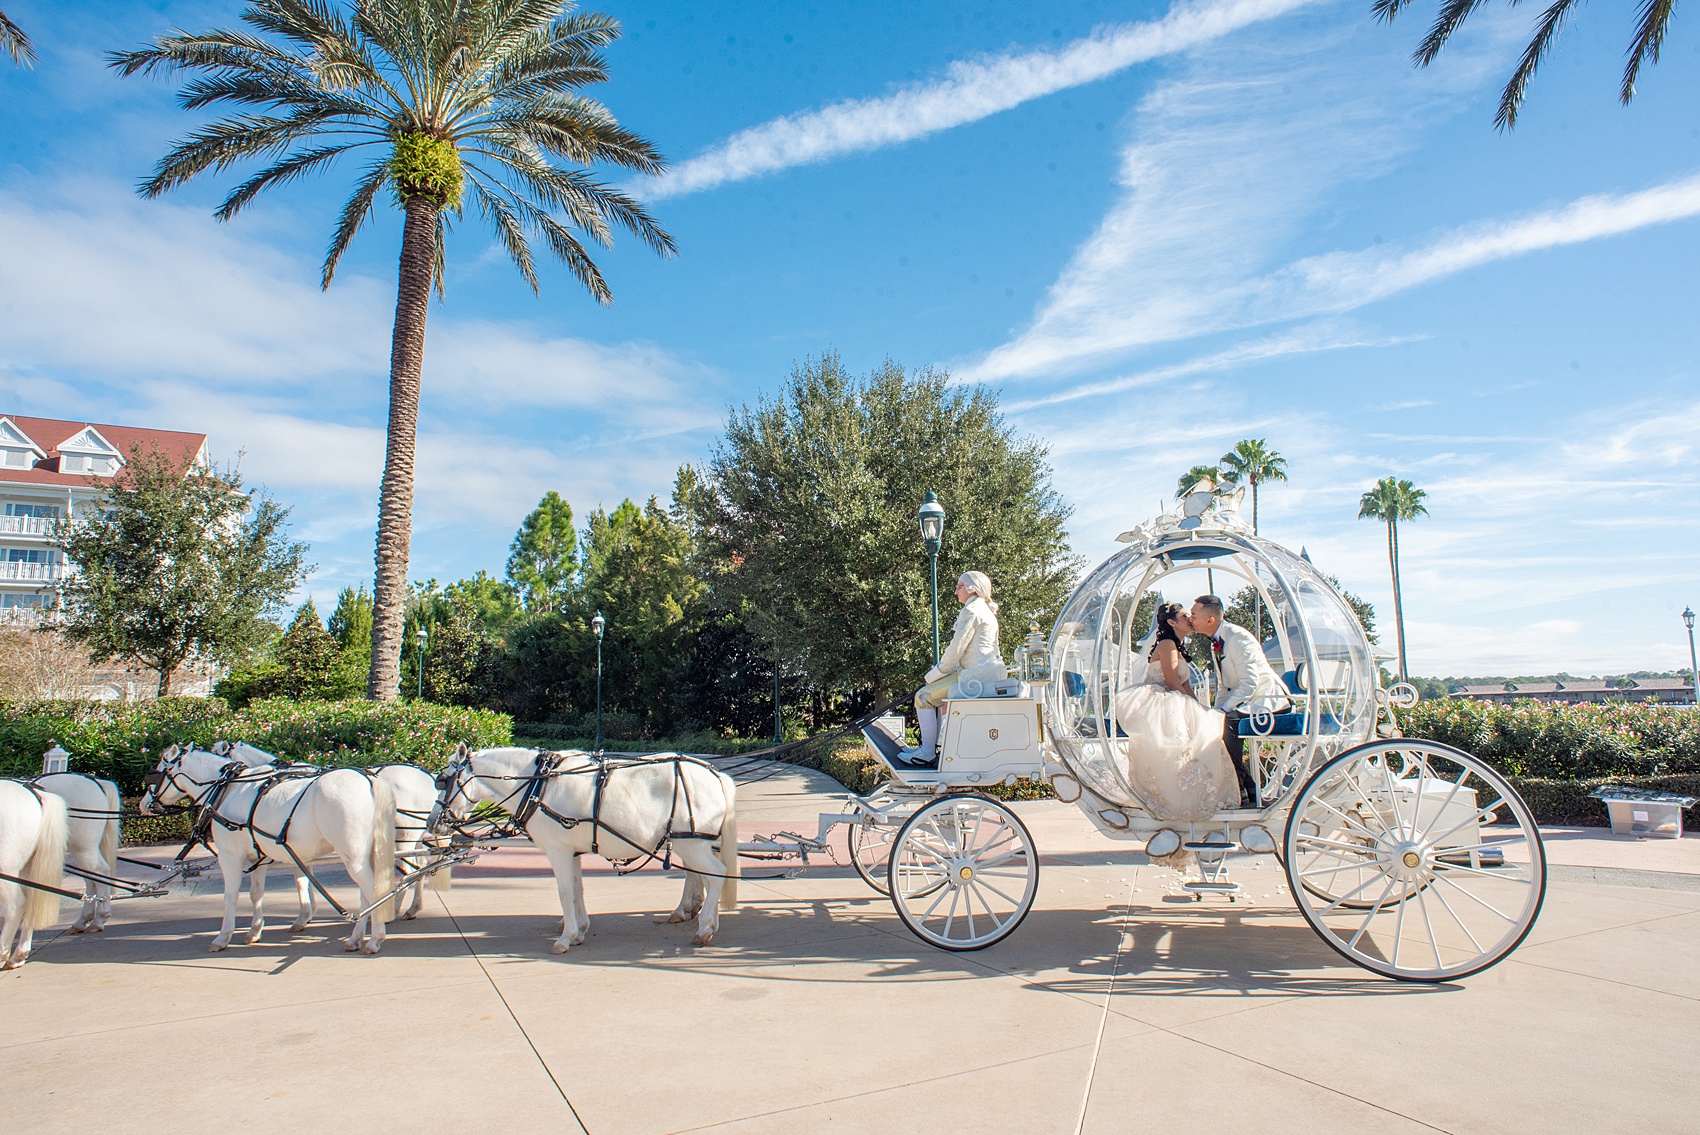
left=926, top=596, right=1002, bottom=684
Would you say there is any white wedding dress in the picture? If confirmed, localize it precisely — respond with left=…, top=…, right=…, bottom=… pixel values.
left=1113, top=664, right=1241, bottom=823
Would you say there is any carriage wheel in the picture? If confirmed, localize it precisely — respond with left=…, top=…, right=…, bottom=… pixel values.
left=1284, top=740, right=1545, bottom=982
left=850, top=819, right=898, bottom=896
left=888, top=794, right=1038, bottom=951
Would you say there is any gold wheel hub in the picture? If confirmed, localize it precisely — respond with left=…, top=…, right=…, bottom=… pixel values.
left=957, top=865, right=974, bottom=883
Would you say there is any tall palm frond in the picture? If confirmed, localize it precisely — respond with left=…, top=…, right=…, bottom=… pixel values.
left=113, top=1, right=675, bottom=700
left=1218, top=438, right=1288, bottom=534
left=1377, top=0, right=1678, bottom=127
left=0, top=9, right=34, bottom=66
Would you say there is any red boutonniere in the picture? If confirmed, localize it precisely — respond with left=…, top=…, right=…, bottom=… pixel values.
left=1212, top=638, right=1224, bottom=657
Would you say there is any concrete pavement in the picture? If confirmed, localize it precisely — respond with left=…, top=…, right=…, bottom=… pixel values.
left=5, top=756, right=1697, bottom=1134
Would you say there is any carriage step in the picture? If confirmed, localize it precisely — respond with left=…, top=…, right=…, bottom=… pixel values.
left=1183, top=841, right=1239, bottom=852
left=1182, top=881, right=1241, bottom=894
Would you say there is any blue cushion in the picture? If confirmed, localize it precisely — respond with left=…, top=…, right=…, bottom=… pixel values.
left=1238, top=712, right=1340, bottom=737
left=1063, top=670, right=1086, bottom=698
left=1281, top=670, right=1304, bottom=695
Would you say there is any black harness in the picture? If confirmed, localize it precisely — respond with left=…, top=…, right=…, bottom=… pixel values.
left=434, top=749, right=728, bottom=875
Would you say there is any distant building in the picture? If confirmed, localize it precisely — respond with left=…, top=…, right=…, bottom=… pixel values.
left=0, top=414, right=208, bottom=623
left=1449, top=678, right=1695, bottom=705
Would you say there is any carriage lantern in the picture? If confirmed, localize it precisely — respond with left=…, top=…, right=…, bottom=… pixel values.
left=1016, top=622, right=1052, bottom=684
left=42, top=741, right=68, bottom=775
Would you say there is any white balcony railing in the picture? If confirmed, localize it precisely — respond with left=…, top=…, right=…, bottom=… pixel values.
left=0, top=561, right=61, bottom=582
left=0, top=605, right=57, bottom=625
left=0, top=515, right=54, bottom=537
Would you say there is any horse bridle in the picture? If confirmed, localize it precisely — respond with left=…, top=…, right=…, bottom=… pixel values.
left=141, top=749, right=243, bottom=815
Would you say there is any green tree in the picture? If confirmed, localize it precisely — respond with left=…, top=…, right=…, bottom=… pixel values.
left=272, top=599, right=360, bottom=699
left=1358, top=477, right=1428, bottom=682
left=1375, top=0, right=1675, bottom=128
left=1218, top=438, right=1288, bottom=535
left=690, top=353, right=1079, bottom=704
left=113, top=1, right=676, bottom=701
left=1175, top=464, right=1223, bottom=499
left=1, top=9, right=32, bottom=65
left=443, top=571, right=524, bottom=634
left=508, top=491, right=578, bottom=613
left=328, top=585, right=374, bottom=658
left=56, top=448, right=308, bottom=695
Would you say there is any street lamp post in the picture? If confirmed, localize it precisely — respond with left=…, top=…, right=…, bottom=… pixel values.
left=415, top=627, right=428, bottom=701
left=917, top=491, right=947, bottom=664
left=592, top=611, right=606, bottom=753
left=1685, top=607, right=1697, bottom=706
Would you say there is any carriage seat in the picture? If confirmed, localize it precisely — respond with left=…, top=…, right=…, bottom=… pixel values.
left=1237, top=711, right=1340, bottom=737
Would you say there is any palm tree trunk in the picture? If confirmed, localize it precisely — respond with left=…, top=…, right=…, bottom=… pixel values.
left=1250, top=477, right=1259, bottom=534
left=368, top=196, right=440, bottom=700
left=1387, top=517, right=1408, bottom=682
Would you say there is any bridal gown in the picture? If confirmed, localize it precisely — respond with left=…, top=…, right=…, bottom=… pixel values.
left=1113, top=675, right=1241, bottom=822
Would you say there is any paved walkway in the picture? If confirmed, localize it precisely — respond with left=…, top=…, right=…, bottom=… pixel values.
left=6, top=757, right=1698, bottom=1134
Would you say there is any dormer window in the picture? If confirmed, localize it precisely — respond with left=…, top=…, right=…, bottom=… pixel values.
left=56, top=426, right=123, bottom=479
left=0, top=417, right=45, bottom=472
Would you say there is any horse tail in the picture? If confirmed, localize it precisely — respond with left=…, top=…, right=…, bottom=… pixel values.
left=716, top=772, right=739, bottom=912
left=370, top=775, right=397, bottom=924
left=23, top=792, right=69, bottom=931
left=98, top=778, right=120, bottom=876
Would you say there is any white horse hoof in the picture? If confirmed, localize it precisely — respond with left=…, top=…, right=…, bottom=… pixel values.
left=550, top=941, right=571, bottom=954
left=663, top=911, right=691, bottom=924
left=691, top=931, right=715, bottom=947
left=403, top=910, right=419, bottom=921
left=359, top=943, right=381, bottom=956
left=289, top=923, right=308, bottom=934
left=67, top=924, right=87, bottom=935
left=3, top=957, right=23, bottom=970
left=208, top=940, right=229, bottom=953
left=343, top=938, right=359, bottom=952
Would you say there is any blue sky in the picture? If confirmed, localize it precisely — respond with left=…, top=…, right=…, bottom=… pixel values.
left=1, top=0, right=1697, bottom=677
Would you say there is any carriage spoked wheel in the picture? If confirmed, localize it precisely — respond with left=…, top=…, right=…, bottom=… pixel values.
left=1283, top=739, right=1546, bottom=982
left=888, top=794, right=1038, bottom=951
left=849, top=819, right=899, bottom=896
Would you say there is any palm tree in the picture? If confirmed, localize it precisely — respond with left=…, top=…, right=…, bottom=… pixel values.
left=112, top=1, right=675, bottom=700
left=1358, top=477, right=1428, bottom=682
left=1, top=9, right=34, bottom=66
left=1218, top=438, right=1287, bottom=535
left=1375, top=0, right=1677, bottom=128
left=1175, top=464, right=1223, bottom=500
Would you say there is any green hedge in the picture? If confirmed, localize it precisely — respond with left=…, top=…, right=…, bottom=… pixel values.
left=1396, top=698, right=1700, bottom=779
left=512, top=724, right=778, bottom=756
left=1, top=697, right=512, bottom=796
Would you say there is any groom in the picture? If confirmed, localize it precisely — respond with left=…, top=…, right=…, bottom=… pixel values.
left=1190, top=595, right=1291, bottom=808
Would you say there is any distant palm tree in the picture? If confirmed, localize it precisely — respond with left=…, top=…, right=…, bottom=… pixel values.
left=1358, top=477, right=1428, bottom=682
left=1375, top=0, right=1677, bottom=128
left=1175, top=463, right=1223, bottom=500
left=1218, top=439, right=1287, bottom=534
left=1, top=9, right=34, bottom=66
left=112, top=1, right=675, bottom=700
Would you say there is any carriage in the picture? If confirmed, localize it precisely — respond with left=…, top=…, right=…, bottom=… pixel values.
left=834, top=491, right=1547, bottom=982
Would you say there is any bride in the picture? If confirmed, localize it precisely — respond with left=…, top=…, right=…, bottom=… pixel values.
left=1113, top=602, right=1241, bottom=821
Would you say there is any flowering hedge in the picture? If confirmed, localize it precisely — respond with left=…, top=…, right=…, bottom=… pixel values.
left=1395, top=698, right=1700, bottom=779
left=0, top=697, right=511, bottom=796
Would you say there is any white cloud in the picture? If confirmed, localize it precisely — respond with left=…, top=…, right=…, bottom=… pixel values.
left=642, top=0, right=1323, bottom=200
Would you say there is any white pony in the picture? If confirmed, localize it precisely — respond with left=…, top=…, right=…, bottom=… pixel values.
left=0, top=779, right=70, bottom=968
left=143, top=745, right=397, bottom=954
left=439, top=745, right=739, bottom=952
left=30, top=772, right=121, bottom=933
left=212, top=745, right=447, bottom=926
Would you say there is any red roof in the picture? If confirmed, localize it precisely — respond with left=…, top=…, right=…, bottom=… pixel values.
left=0, top=415, right=207, bottom=488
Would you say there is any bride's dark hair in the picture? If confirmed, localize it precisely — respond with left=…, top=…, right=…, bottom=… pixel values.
left=1151, top=602, right=1194, bottom=665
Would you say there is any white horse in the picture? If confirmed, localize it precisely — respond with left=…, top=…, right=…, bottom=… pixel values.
left=143, top=745, right=397, bottom=953
left=0, top=779, right=70, bottom=968
left=212, top=745, right=447, bottom=926
left=439, top=745, right=739, bottom=952
left=30, top=773, right=121, bottom=933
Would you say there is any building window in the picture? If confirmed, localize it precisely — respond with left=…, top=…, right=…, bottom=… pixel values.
left=4, top=503, right=60, bottom=518
left=5, top=548, right=55, bottom=563
left=1, top=448, right=29, bottom=468
left=0, top=593, right=48, bottom=609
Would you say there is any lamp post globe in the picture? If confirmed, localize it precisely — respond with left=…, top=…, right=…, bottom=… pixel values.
left=917, top=491, right=947, bottom=664
left=592, top=611, right=606, bottom=752
left=1684, top=607, right=1697, bottom=707
left=414, top=627, right=429, bottom=701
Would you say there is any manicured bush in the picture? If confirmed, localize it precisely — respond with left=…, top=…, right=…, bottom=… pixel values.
left=512, top=724, right=781, bottom=756
left=1396, top=699, right=1700, bottom=780
left=0, top=697, right=512, bottom=795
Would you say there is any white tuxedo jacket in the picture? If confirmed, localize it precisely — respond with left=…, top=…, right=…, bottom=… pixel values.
left=1210, top=620, right=1288, bottom=714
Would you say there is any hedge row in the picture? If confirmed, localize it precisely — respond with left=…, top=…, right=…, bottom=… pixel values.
left=1, top=697, right=512, bottom=796
left=1396, top=698, right=1700, bottom=779
left=511, top=723, right=778, bottom=756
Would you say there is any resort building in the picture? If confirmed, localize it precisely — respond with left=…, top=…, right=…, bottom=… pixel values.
left=0, top=414, right=209, bottom=623
left=1449, top=677, right=1696, bottom=705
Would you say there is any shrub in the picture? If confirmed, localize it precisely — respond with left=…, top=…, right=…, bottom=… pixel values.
left=511, top=724, right=778, bottom=756
left=0, top=697, right=512, bottom=795
left=1397, top=699, right=1700, bottom=779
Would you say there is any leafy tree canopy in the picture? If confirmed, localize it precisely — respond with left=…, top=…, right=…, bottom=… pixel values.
left=689, top=353, right=1080, bottom=702
left=508, top=491, right=578, bottom=614
left=56, top=448, right=309, bottom=696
